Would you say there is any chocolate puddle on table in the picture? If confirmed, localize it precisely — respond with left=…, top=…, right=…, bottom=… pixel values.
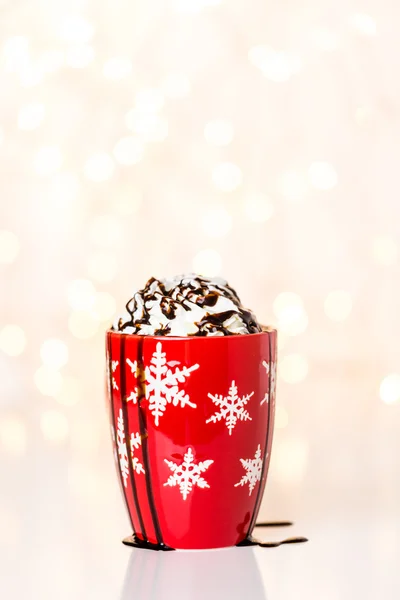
left=238, top=522, right=308, bottom=548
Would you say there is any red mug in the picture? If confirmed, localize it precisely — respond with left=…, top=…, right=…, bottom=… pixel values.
left=106, top=328, right=277, bottom=550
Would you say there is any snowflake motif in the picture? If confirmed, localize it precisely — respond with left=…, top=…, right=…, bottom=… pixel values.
left=111, top=360, right=119, bottom=391
left=270, top=362, right=277, bottom=397
left=117, top=409, right=129, bottom=487
left=234, top=444, right=263, bottom=496
left=261, top=360, right=277, bottom=405
left=110, top=424, right=118, bottom=466
left=126, top=342, right=199, bottom=426
left=163, top=447, right=214, bottom=501
left=126, top=358, right=138, bottom=403
left=206, top=380, right=254, bottom=435
left=130, top=432, right=145, bottom=475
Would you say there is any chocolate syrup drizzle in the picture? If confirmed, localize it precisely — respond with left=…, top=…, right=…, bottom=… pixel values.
left=119, top=338, right=147, bottom=538
left=117, top=335, right=173, bottom=551
left=107, top=335, right=136, bottom=534
left=245, top=332, right=274, bottom=539
left=113, top=275, right=262, bottom=336
left=135, top=337, right=170, bottom=550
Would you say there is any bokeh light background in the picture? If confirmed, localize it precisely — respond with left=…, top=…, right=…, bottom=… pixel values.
left=1, top=0, right=399, bottom=588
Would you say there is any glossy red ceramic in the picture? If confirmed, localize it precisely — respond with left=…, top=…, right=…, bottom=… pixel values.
left=106, top=329, right=277, bottom=550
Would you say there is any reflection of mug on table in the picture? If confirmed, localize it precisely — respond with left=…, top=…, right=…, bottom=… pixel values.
left=120, top=545, right=266, bottom=600
left=107, top=328, right=277, bottom=550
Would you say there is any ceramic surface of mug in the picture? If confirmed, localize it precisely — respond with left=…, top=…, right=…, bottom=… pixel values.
left=106, top=328, right=277, bottom=550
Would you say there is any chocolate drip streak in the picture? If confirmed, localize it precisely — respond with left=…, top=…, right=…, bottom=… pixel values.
left=134, top=337, right=172, bottom=551
left=120, top=337, right=147, bottom=538
left=108, top=336, right=136, bottom=534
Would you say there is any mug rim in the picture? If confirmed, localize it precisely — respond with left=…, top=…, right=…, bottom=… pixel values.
left=106, top=325, right=276, bottom=341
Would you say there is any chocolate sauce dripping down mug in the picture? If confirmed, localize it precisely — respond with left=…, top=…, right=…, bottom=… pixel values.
left=106, top=327, right=277, bottom=550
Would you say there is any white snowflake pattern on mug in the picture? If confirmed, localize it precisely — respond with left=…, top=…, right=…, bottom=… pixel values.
left=126, top=358, right=138, bottom=403
left=130, top=432, right=145, bottom=475
left=163, top=447, right=214, bottom=500
left=234, top=444, right=264, bottom=495
left=116, top=409, right=145, bottom=484
left=261, top=360, right=276, bottom=405
left=117, top=409, right=129, bottom=487
left=206, top=380, right=253, bottom=435
left=111, top=360, right=119, bottom=390
left=125, top=341, right=199, bottom=426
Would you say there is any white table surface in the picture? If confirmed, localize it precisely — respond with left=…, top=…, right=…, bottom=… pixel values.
left=2, top=498, right=399, bottom=600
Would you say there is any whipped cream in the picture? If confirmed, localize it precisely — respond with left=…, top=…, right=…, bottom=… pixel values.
left=112, top=274, right=262, bottom=337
